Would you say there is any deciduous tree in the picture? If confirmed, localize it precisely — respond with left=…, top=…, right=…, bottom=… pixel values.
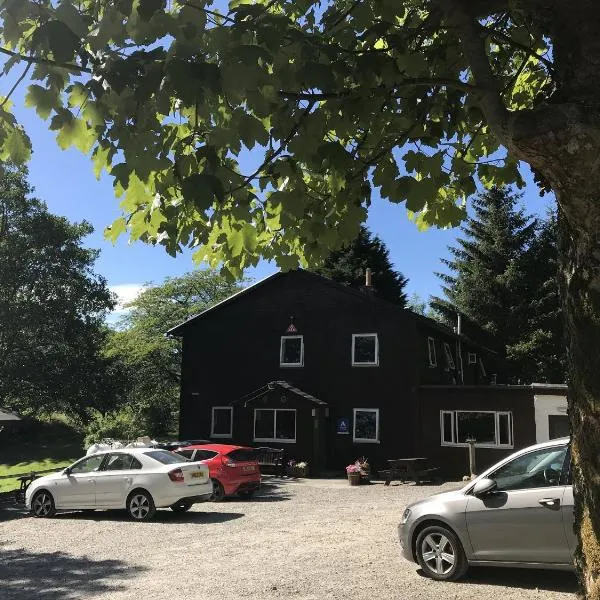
left=1, top=1, right=599, bottom=593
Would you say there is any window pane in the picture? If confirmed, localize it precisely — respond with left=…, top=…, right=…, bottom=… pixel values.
left=213, top=408, right=232, bottom=435
left=498, top=414, right=511, bottom=445
left=428, top=338, right=436, bottom=365
left=177, top=449, right=194, bottom=460
left=105, top=454, right=128, bottom=471
left=227, top=449, right=258, bottom=462
left=194, top=450, right=218, bottom=461
left=71, top=455, right=104, bottom=474
left=255, top=410, right=275, bottom=439
left=143, top=450, right=187, bottom=464
left=355, top=410, right=377, bottom=440
left=354, top=336, right=376, bottom=363
left=275, top=411, right=296, bottom=440
left=456, top=412, right=496, bottom=444
left=442, top=412, right=453, bottom=443
left=492, top=446, right=567, bottom=491
left=282, top=337, right=302, bottom=364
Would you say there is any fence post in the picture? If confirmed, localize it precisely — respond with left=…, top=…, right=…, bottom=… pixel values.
left=466, top=437, right=477, bottom=479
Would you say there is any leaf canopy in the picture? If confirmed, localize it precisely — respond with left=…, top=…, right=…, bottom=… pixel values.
left=0, top=0, right=554, bottom=277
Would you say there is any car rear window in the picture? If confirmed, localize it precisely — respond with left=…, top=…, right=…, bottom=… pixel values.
left=227, top=449, right=258, bottom=462
left=193, top=450, right=219, bottom=461
left=176, top=449, right=194, bottom=460
left=143, top=450, right=189, bottom=465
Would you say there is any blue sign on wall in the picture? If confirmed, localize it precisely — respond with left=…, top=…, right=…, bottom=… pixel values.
left=337, top=417, right=350, bottom=435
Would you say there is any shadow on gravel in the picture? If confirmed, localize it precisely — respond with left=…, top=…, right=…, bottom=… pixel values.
left=0, top=503, right=29, bottom=523
left=53, top=509, right=245, bottom=524
left=418, top=567, right=578, bottom=593
left=0, top=546, right=147, bottom=599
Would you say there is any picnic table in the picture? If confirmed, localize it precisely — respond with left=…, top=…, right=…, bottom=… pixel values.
left=379, top=458, right=440, bottom=486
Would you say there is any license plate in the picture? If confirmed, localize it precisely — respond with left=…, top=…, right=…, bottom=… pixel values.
left=243, top=466, right=255, bottom=472
left=191, top=471, right=203, bottom=478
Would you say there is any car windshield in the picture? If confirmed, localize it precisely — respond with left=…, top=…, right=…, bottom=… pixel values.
left=143, top=450, right=189, bottom=465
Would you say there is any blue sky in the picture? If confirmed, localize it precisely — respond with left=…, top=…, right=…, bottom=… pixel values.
left=9, top=86, right=555, bottom=317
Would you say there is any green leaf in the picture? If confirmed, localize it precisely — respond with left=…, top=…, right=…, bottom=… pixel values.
left=182, top=173, right=225, bottom=208
left=137, top=0, right=166, bottom=21
left=105, top=216, right=127, bottom=243
left=25, top=85, right=59, bottom=120
left=55, top=1, right=88, bottom=38
left=56, top=114, right=95, bottom=152
left=1, top=127, right=32, bottom=164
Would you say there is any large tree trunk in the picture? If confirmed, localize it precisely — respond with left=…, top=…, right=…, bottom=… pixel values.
left=559, top=201, right=600, bottom=600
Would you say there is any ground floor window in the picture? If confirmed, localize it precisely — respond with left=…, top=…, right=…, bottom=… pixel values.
left=440, top=410, right=513, bottom=448
left=211, top=406, right=233, bottom=438
left=254, top=409, right=296, bottom=443
left=353, top=408, right=380, bottom=443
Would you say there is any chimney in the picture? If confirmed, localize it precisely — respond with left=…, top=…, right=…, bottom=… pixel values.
left=457, top=313, right=462, bottom=336
left=365, top=268, right=372, bottom=288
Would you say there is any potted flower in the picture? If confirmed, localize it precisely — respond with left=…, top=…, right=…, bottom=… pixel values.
left=286, top=459, right=309, bottom=478
left=346, top=463, right=362, bottom=486
left=357, top=457, right=371, bottom=483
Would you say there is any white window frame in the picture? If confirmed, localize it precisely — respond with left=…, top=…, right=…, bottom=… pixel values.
left=468, top=352, right=477, bottom=365
left=427, top=337, right=437, bottom=367
left=253, top=408, right=297, bottom=443
left=353, top=408, right=380, bottom=443
left=443, top=342, right=456, bottom=370
left=440, top=410, right=513, bottom=449
left=351, top=333, right=379, bottom=367
left=479, top=357, right=487, bottom=377
left=211, top=406, right=233, bottom=438
left=280, top=335, right=304, bottom=367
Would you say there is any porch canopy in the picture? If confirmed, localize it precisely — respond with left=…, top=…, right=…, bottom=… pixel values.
left=232, top=380, right=328, bottom=408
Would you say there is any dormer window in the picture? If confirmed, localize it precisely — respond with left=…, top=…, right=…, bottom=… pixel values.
left=443, top=342, right=456, bottom=370
left=428, top=337, right=437, bottom=367
left=352, top=334, right=379, bottom=366
left=280, top=335, right=304, bottom=367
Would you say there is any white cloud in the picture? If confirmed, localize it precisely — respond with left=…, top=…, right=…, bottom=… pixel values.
left=109, top=283, right=146, bottom=312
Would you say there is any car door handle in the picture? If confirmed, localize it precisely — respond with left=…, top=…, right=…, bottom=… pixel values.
left=539, top=497, right=560, bottom=508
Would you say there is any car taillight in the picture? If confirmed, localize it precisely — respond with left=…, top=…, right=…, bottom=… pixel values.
left=168, top=468, right=185, bottom=482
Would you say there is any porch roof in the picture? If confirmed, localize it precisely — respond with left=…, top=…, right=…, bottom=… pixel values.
left=233, top=380, right=328, bottom=407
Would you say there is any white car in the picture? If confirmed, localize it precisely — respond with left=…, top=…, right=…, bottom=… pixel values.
left=25, top=448, right=212, bottom=521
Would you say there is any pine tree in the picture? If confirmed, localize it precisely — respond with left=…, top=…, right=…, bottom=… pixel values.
left=314, top=226, right=408, bottom=306
left=431, top=187, right=543, bottom=382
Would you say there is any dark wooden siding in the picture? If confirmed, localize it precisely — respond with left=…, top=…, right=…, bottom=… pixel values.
left=417, top=386, right=536, bottom=477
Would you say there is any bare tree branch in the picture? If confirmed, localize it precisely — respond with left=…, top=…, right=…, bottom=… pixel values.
left=1, top=62, right=32, bottom=108
left=0, top=47, right=91, bottom=74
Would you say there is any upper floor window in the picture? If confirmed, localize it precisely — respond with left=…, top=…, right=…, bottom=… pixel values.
left=211, top=406, right=233, bottom=438
left=280, top=335, right=304, bottom=367
left=427, top=337, right=437, bottom=367
left=440, top=410, right=513, bottom=448
left=443, top=342, right=455, bottom=370
left=352, top=333, right=379, bottom=366
left=468, top=352, right=477, bottom=365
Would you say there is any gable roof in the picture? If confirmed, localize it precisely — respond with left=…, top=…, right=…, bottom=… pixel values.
left=166, top=268, right=497, bottom=354
left=231, top=380, right=328, bottom=407
left=167, top=269, right=403, bottom=336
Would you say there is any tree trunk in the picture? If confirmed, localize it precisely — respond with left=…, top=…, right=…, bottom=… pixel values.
left=558, top=196, right=600, bottom=600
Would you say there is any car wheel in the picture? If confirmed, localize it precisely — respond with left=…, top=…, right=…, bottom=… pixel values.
left=171, top=501, right=193, bottom=513
left=31, top=490, right=56, bottom=518
left=415, top=525, right=468, bottom=581
left=238, top=490, right=255, bottom=499
left=126, top=490, right=156, bottom=521
left=209, top=479, right=225, bottom=502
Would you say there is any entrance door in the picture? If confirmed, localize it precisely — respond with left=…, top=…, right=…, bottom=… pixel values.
left=548, top=415, right=570, bottom=439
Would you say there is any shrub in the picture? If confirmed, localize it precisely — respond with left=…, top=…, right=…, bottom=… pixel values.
left=83, top=407, right=144, bottom=448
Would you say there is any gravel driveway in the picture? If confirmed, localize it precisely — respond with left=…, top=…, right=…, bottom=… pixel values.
left=0, top=478, right=577, bottom=600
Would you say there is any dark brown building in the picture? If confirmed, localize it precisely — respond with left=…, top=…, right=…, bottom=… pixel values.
left=169, top=270, right=524, bottom=475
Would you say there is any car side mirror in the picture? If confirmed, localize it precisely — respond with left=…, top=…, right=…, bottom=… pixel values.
left=472, top=477, right=497, bottom=497
left=63, top=467, right=72, bottom=476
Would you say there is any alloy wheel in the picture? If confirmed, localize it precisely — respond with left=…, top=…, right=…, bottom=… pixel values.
left=129, top=494, right=150, bottom=520
left=420, top=533, right=456, bottom=575
left=32, top=492, right=54, bottom=517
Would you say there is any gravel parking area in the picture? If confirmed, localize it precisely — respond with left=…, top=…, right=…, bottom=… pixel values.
left=0, top=478, right=577, bottom=600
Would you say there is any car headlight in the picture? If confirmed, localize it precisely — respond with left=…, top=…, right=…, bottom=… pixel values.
left=401, top=508, right=411, bottom=525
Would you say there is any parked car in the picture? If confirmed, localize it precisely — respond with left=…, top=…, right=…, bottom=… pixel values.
left=175, top=444, right=261, bottom=501
left=398, top=437, right=574, bottom=580
left=25, top=448, right=212, bottom=521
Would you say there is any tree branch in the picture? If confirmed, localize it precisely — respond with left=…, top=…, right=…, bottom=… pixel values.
left=1, top=62, right=32, bottom=108
left=0, top=47, right=91, bottom=74
left=439, top=1, right=510, bottom=143
left=279, top=78, right=477, bottom=101
left=479, top=23, right=554, bottom=72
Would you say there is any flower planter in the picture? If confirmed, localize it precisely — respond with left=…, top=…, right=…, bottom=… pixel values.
left=287, top=466, right=309, bottom=478
left=347, top=472, right=361, bottom=486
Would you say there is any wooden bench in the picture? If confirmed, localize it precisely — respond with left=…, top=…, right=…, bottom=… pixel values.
left=254, top=447, right=285, bottom=476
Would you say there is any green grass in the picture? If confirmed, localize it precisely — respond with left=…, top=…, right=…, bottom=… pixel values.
left=0, top=420, right=84, bottom=493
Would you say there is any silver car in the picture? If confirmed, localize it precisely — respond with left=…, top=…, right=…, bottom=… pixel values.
left=398, top=437, right=575, bottom=580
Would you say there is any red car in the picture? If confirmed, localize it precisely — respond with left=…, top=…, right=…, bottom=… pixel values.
left=175, top=444, right=261, bottom=501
